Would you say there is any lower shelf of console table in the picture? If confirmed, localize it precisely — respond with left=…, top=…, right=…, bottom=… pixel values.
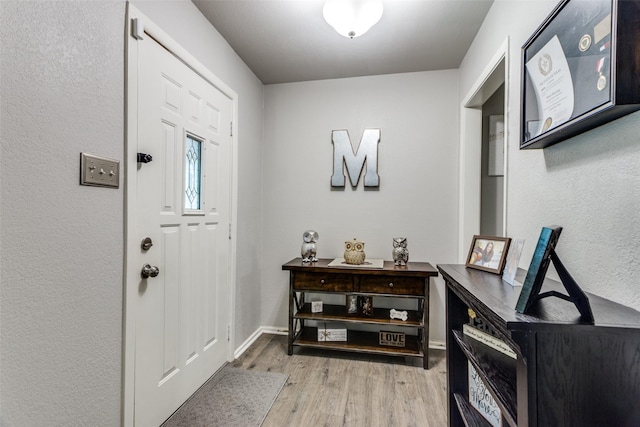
left=292, top=327, right=423, bottom=357
left=295, top=302, right=423, bottom=325
left=282, top=257, right=438, bottom=369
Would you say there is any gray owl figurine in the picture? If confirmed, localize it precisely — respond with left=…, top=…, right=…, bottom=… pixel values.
left=301, top=230, right=319, bottom=263
left=392, top=237, right=409, bottom=266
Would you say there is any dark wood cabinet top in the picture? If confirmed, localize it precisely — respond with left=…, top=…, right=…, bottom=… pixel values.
left=438, top=264, right=640, bottom=332
left=443, top=263, right=640, bottom=426
left=282, top=257, right=438, bottom=278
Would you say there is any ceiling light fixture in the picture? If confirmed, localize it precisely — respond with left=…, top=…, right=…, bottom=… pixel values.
left=322, top=0, right=384, bottom=39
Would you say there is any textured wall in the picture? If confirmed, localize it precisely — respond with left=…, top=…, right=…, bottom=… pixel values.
left=0, top=1, right=125, bottom=425
left=459, top=0, right=640, bottom=310
left=1, top=0, right=265, bottom=425
left=262, top=71, right=460, bottom=343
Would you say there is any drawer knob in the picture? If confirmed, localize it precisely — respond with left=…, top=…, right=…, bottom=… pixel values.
left=320, top=279, right=325, bottom=284
left=389, top=282, right=394, bottom=287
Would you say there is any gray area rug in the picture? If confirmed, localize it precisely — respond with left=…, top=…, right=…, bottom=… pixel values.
left=162, top=366, right=288, bottom=427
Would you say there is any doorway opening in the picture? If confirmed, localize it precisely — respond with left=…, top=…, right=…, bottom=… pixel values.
left=458, top=39, right=509, bottom=260
left=480, top=84, right=505, bottom=236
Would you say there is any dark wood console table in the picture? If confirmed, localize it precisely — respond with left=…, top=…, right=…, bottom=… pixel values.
left=283, top=258, right=438, bottom=369
left=438, top=264, right=640, bottom=426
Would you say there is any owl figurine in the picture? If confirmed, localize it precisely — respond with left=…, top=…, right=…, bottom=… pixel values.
left=392, top=237, right=409, bottom=266
left=301, top=230, right=319, bottom=263
left=344, top=238, right=366, bottom=265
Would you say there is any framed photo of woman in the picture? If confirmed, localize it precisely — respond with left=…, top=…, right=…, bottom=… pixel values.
left=346, top=295, right=359, bottom=314
left=465, top=235, right=512, bottom=274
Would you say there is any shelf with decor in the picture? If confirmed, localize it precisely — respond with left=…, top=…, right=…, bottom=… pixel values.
left=452, top=329, right=517, bottom=426
left=438, top=263, right=640, bottom=426
left=293, top=327, right=422, bottom=357
left=453, top=393, right=492, bottom=427
left=282, top=258, right=438, bottom=369
left=294, top=303, right=422, bottom=327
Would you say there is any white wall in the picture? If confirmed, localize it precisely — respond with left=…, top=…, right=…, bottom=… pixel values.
left=262, top=71, right=460, bottom=343
left=7, top=0, right=638, bottom=424
left=460, top=0, right=640, bottom=309
left=1, top=1, right=264, bottom=425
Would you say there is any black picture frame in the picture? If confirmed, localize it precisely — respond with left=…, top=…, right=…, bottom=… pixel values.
left=346, top=295, right=358, bottom=314
left=515, top=226, right=594, bottom=321
left=520, top=0, right=640, bottom=149
left=516, top=226, right=562, bottom=312
left=358, top=296, right=373, bottom=317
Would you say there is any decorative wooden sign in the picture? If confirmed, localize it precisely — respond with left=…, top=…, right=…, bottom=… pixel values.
left=469, top=362, right=502, bottom=426
left=379, top=331, right=405, bottom=347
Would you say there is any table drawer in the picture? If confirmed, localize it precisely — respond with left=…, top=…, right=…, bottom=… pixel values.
left=293, top=272, right=354, bottom=292
left=359, top=276, right=424, bottom=295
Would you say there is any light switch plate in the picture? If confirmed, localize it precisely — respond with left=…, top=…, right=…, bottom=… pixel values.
left=80, top=153, right=120, bottom=188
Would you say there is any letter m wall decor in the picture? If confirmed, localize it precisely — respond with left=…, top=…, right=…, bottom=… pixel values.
left=330, top=129, right=380, bottom=188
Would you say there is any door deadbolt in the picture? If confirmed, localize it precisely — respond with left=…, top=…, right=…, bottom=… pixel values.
left=141, top=264, right=160, bottom=279
left=141, top=237, right=153, bottom=251
left=137, top=153, right=153, bottom=163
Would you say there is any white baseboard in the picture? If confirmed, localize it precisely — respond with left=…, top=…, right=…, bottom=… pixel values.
left=429, top=340, right=446, bottom=351
left=234, top=326, right=446, bottom=359
left=233, top=325, right=288, bottom=359
left=260, top=325, right=289, bottom=336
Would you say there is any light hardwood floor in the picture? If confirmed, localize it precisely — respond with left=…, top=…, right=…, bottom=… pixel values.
left=229, top=334, right=448, bottom=427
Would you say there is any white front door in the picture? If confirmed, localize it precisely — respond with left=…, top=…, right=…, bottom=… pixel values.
left=134, top=33, right=233, bottom=427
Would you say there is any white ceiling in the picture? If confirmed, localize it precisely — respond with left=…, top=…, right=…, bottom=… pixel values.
left=192, top=0, right=494, bottom=84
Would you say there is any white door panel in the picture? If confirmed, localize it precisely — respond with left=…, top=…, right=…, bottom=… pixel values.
left=134, top=34, right=232, bottom=427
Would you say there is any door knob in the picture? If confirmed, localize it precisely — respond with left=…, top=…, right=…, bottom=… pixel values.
left=141, top=264, right=160, bottom=278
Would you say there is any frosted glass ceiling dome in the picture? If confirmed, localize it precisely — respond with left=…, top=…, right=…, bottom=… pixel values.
left=322, top=0, right=384, bottom=39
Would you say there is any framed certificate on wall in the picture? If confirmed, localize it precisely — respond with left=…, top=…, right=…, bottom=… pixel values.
left=520, top=0, right=640, bottom=149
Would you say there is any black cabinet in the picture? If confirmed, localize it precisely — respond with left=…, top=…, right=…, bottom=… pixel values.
left=438, top=264, right=640, bottom=426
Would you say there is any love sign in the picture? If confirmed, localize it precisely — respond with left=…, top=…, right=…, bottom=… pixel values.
left=379, top=331, right=405, bottom=347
